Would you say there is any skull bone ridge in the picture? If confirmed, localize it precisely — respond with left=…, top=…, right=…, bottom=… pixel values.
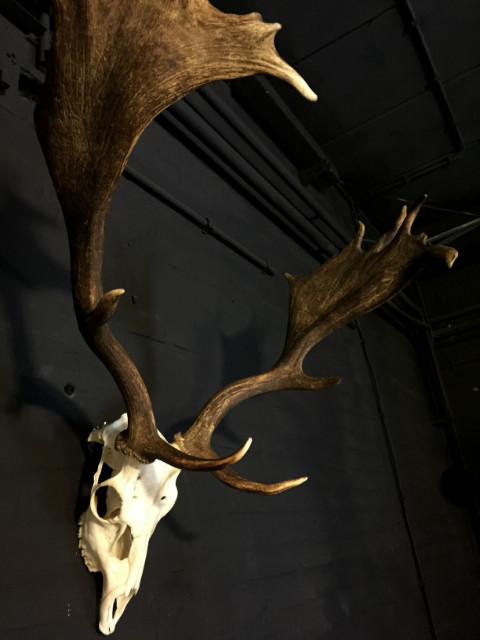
left=78, top=414, right=181, bottom=635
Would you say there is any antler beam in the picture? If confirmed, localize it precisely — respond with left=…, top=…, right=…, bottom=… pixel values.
left=35, top=0, right=317, bottom=468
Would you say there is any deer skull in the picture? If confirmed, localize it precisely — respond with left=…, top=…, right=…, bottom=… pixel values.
left=78, top=414, right=181, bottom=635
left=35, top=0, right=459, bottom=634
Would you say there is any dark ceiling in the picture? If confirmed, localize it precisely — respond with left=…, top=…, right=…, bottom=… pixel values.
left=2, top=0, right=479, bottom=253
left=213, top=0, right=480, bottom=257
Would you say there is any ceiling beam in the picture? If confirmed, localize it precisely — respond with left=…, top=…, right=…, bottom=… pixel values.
left=394, top=0, right=464, bottom=151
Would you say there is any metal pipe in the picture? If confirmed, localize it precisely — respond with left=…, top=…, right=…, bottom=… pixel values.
left=197, top=84, right=351, bottom=246
left=37, top=11, right=51, bottom=69
left=161, top=99, right=339, bottom=257
left=429, top=304, right=480, bottom=327
left=429, top=217, right=480, bottom=244
left=0, top=0, right=46, bottom=35
left=356, top=319, right=439, bottom=640
left=123, top=165, right=275, bottom=276
left=412, top=285, right=480, bottom=547
left=394, top=0, right=464, bottom=151
left=433, top=317, right=480, bottom=342
left=358, top=140, right=478, bottom=200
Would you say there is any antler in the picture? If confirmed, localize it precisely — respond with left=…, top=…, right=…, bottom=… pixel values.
left=176, top=201, right=458, bottom=493
left=35, top=1, right=457, bottom=488
left=34, top=0, right=316, bottom=468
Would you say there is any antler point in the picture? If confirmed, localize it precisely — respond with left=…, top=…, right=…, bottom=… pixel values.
left=353, top=221, right=366, bottom=249
left=445, top=247, right=459, bottom=268
left=228, top=437, right=253, bottom=464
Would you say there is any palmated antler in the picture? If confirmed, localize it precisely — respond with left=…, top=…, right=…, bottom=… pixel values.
left=176, top=201, right=458, bottom=493
left=35, top=0, right=316, bottom=468
left=36, top=2, right=457, bottom=490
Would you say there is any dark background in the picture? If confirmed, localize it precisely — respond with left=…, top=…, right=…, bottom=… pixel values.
left=1, top=2, right=479, bottom=639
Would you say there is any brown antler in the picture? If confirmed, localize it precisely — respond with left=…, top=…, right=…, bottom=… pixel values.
left=176, top=201, right=458, bottom=493
left=34, top=0, right=316, bottom=467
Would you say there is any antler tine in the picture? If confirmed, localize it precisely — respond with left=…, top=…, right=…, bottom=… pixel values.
left=405, top=194, right=428, bottom=232
left=175, top=367, right=339, bottom=493
left=214, top=468, right=309, bottom=495
left=373, top=194, right=429, bottom=253
left=177, top=205, right=458, bottom=493
left=372, top=208, right=408, bottom=253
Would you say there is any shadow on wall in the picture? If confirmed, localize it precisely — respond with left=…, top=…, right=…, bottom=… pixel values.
left=162, top=318, right=409, bottom=637
left=0, top=177, right=102, bottom=518
left=160, top=321, right=270, bottom=540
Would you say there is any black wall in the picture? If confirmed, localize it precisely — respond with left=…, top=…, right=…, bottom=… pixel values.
left=1, top=14, right=479, bottom=640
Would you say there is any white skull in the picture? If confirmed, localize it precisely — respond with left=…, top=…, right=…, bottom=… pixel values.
left=78, top=414, right=181, bottom=635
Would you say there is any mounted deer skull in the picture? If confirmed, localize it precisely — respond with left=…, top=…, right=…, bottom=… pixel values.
left=78, top=415, right=182, bottom=635
left=34, top=0, right=458, bottom=635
